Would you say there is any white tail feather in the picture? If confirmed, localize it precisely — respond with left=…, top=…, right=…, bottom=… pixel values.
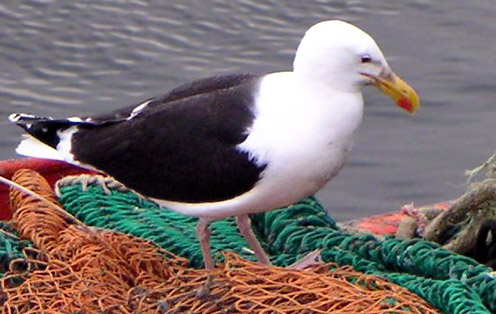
left=16, top=135, right=65, bottom=161
left=16, top=134, right=97, bottom=171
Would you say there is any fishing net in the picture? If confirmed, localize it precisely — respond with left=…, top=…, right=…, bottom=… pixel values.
left=52, top=174, right=496, bottom=314
left=0, top=169, right=443, bottom=313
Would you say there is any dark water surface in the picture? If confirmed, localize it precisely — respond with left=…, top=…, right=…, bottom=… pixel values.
left=0, top=1, right=495, bottom=220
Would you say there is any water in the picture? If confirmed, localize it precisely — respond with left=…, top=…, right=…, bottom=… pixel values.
left=0, top=0, right=494, bottom=221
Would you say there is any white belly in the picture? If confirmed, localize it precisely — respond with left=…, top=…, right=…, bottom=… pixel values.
left=154, top=130, right=356, bottom=220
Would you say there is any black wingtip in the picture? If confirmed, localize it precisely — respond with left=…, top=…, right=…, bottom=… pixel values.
left=8, top=113, right=23, bottom=123
left=8, top=113, right=53, bottom=124
left=8, top=113, right=64, bottom=149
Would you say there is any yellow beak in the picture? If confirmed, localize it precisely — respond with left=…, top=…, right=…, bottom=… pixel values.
left=363, top=71, right=420, bottom=114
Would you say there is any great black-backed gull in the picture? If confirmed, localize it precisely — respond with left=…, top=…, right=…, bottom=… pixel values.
left=9, top=20, right=419, bottom=269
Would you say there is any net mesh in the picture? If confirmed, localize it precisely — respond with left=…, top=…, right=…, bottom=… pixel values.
left=55, top=174, right=496, bottom=314
left=0, top=169, right=444, bottom=313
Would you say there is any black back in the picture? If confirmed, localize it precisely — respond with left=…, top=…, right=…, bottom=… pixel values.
left=87, top=74, right=259, bottom=123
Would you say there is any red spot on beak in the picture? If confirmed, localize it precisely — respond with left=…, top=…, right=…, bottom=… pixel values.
left=398, top=98, right=413, bottom=113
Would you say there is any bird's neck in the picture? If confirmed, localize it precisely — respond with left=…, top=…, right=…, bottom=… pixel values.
left=254, top=72, right=364, bottom=141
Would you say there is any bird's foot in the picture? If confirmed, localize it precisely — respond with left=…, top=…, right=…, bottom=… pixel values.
left=55, top=174, right=129, bottom=196
left=287, top=249, right=322, bottom=270
left=195, top=274, right=214, bottom=298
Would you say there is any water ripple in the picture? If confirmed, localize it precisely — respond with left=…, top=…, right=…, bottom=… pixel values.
left=0, top=0, right=495, bottom=219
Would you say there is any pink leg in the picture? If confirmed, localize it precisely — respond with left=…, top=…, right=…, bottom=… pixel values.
left=196, top=218, right=214, bottom=269
left=287, top=249, right=322, bottom=270
left=236, top=214, right=271, bottom=265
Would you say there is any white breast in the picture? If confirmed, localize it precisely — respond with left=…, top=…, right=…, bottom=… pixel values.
left=237, top=72, right=364, bottom=202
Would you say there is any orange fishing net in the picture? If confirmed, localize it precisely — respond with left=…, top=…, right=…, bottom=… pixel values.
left=1, top=169, right=440, bottom=313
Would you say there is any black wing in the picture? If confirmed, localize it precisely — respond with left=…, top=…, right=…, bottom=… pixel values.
left=71, top=73, right=266, bottom=203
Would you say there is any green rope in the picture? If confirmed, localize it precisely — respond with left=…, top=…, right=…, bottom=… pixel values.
left=0, top=223, right=22, bottom=275
left=0, top=221, right=33, bottom=287
left=59, top=185, right=258, bottom=267
left=258, top=208, right=495, bottom=314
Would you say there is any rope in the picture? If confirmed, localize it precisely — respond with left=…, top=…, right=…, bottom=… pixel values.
left=54, top=174, right=496, bottom=314
left=0, top=169, right=440, bottom=314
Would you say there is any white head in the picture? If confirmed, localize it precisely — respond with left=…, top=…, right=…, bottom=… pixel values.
left=293, top=20, right=419, bottom=113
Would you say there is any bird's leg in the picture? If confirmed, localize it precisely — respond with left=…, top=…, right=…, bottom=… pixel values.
left=236, top=215, right=321, bottom=270
left=195, top=218, right=214, bottom=297
left=196, top=218, right=214, bottom=269
left=236, top=214, right=271, bottom=265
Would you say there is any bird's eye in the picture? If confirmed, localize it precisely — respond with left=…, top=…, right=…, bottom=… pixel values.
left=360, top=55, right=372, bottom=63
